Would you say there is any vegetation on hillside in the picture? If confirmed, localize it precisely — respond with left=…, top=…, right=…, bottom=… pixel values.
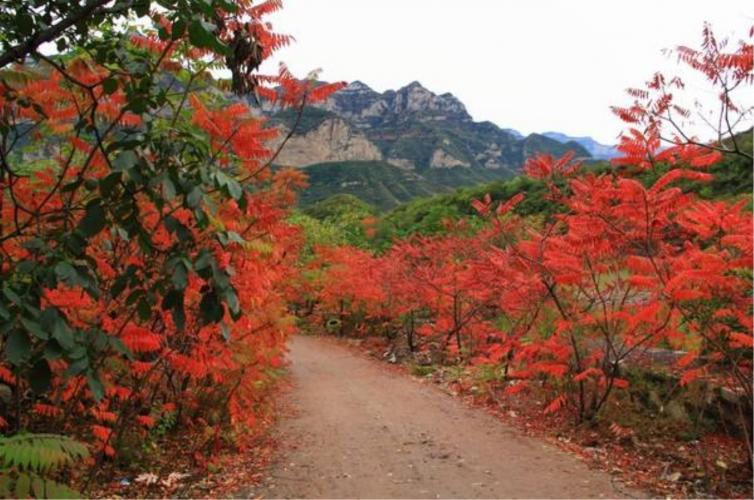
left=289, top=194, right=377, bottom=257
left=366, top=137, right=753, bottom=239
left=299, top=160, right=443, bottom=210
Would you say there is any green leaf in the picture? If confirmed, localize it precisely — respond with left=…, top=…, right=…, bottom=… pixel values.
left=126, top=289, right=144, bottom=306
left=43, top=341, right=63, bottom=361
left=102, top=77, right=118, bottom=94
left=172, top=301, right=186, bottom=331
left=162, top=177, right=176, bottom=200
left=87, top=373, right=105, bottom=401
left=111, top=275, right=128, bottom=298
left=199, top=290, right=223, bottom=324
left=112, top=150, right=138, bottom=172
left=162, top=289, right=186, bottom=331
left=224, top=177, right=242, bottom=200
left=29, top=359, right=52, bottom=394
left=21, top=238, right=46, bottom=251
left=220, top=322, right=231, bottom=341
left=54, top=262, right=78, bottom=285
left=109, top=337, right=134, bottom=361
left=77, top=199, right=107, bottom=237
left=2, top=286, right=22, bottom=306
left=15, top=473, right=29, bottom=499
left=63, top=232, right=87, bottom=257
left=224, top=288, right=240, bottom=316
left=172, top=261, right=188, bottom=289
left=20, top=318, right=48, bottom=340
left=137, top=297, right=151, bottom=321
left=6, top=329, right=31, bottom=366
left=99, top=172, right=121, bottom=197
left=14, top=260, right=36, bottom=274
left=0, top=473, right=10, bottom=497
left=171, top=18, right=186, bottom=39
left=65, top=357, right=88, bottom=377
left=31, top=476, right=45, bottom=498
left=134, top=1, right=150, bottom=16
left=16, top=12, right=34, bottom=35
left=164, top=216, right=191, bottom=242
left=51, top=319, right=75, bottom=352
left=188, top=19, right=216, bottom=49
left=226, top=231, right=245, bottom=244
left=194, top=250, right=214, bottom=273
left=186, top=187, right=202, bottom=208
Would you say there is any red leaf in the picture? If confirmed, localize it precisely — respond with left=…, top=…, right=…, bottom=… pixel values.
left=544, top=394, right=567, bottom=414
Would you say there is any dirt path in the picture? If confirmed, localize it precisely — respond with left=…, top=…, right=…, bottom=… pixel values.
left=248, top=335, right=640, bottom=499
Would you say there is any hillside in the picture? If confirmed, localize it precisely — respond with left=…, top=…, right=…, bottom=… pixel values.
left=314, top=138, right=752, bottom=240
left=268, top=81, right=594, bottom=207
left=298, top=161, right=440, bottom=210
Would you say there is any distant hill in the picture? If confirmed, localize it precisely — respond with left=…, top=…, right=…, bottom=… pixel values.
left=266, top=80, right=594, bottom=209
left=542, top=132, right=619, bottom=159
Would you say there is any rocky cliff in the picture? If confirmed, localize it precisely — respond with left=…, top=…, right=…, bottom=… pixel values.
left=272, top=118, right=382, bottom=167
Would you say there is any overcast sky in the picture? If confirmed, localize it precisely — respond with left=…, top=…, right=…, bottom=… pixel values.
left=261, top=0, right=752, bottom=144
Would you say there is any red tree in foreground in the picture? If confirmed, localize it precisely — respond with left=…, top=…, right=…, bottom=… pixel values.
left=0, top=0, right=343, bottom=491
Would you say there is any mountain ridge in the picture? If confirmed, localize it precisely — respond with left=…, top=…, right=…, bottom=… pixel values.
left=268, top=80, right=600, bottom=209
left=542, top=131, right=619, bottom=159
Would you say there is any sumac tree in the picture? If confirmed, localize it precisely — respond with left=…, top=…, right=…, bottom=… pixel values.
left=0, top=0, right=343, bottom=485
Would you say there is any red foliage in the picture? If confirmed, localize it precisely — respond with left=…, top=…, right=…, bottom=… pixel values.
left=0, top=0, right=344, bottom=469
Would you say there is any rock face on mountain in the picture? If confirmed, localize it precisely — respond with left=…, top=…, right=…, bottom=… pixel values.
left=269, top=81, right=593, bottom=209
left=272, top=118, right=382, bottom=167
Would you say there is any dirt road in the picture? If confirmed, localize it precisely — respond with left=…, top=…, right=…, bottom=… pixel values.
left=249, top=335, right=638, bottom=499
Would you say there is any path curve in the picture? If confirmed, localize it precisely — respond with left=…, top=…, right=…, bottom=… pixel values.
left=250, top=335, right=638, bottom=499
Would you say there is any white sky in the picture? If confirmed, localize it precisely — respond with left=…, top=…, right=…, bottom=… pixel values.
left=262, top=0, right=753, bottom=144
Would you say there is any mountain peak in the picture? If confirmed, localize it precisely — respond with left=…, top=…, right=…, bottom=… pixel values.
left=346, top=80, right=374, bottom=92
left=404, top=80, right=426, bottom=90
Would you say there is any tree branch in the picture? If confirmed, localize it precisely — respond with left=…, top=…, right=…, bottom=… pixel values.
left=0, top=0, right=129, bottom=69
